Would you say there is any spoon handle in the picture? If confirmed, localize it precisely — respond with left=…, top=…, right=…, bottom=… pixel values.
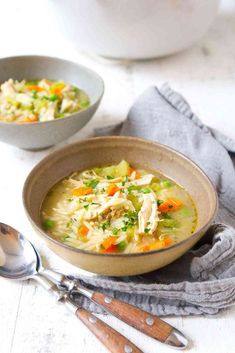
left=91, top=292, right=188, bottom=349
left=75, top=307, right=143, bottom=353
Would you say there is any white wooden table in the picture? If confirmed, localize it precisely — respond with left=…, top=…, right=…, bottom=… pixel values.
left=1, top=1, right=235, bottom=352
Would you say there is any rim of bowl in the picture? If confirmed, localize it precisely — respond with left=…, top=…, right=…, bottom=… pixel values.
left=23, top=136, right=218, bottom=258
left=0, top=55, right=104, bottom=126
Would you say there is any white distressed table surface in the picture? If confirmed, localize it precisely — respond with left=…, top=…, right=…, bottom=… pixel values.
left=0, top=1, right=235, bottom=352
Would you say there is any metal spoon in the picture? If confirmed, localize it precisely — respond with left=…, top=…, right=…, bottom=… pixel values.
left=0, top=222, right=188, bottom=349
left=0, top=222, right=143, bottom=353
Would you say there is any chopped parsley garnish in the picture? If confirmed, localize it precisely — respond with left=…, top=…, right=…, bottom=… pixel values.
left=100, top=220, right=111, bottom=231
left=84, top=179, right=99, bottom=189
left=83, top=204, right=89, bottom=210
left=157, top=199, right=164, bottom=206
left=144, top=227, right=150, bottom=233
left=141, top=187, right=151, bottom=194
left=127, top=185, right=138, bottom=193
left=112, top=228, right=119, bottom=235
left=67, top=198, right=73, bottom=202
left=161, top=213, right=172, bottom=219
left=32, top=90, right=38, bottom=99
left=122, top=176, right=129, bottom=186
left=106, top=175, right=114, bottom=180
left=66, top=221, right=72, bottom=228
left=130, top=210, right=138, bottom=218
left=122, top=210, right=138, bottom=229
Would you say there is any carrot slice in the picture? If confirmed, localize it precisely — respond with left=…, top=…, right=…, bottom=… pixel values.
left=50, top=83, right=65, bottom=95
left=19, top=114, right=38, bottom=123
left=107, top=184, right=120, bottom=196
left=139, top=244, right=150, bottom=252
left=29, top=114, right=38, bottom=122
left=78, top=224, right=89, bottom=237
left=164, top=238, right=173, bottom=247
left=128, top=167, right=140, bottom=179
left=26, top=85, right=44, bottom=92
left=158, top=198, right=182, bottom=213
left=101, top=244, right=118, bottom=253
left=72, top=186, right=93, bottom=196
left=139, top=238, right=172, bottom=252
left=102, top=236, right=117, bottom=250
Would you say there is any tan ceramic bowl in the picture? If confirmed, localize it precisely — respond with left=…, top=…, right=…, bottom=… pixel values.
left=23, top=137, right=218, bottom=276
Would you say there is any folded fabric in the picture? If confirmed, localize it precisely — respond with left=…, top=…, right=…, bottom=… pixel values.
left=73, top=85, right=235, bottom=316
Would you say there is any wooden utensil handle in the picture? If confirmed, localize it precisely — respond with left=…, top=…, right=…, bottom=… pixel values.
left=92, top=292, right=172, bottom=343
left=76, top=308, right=143, bottom=353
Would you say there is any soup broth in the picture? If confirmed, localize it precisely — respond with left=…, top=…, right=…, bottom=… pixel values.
left=41, top=160, right=197, bottom=254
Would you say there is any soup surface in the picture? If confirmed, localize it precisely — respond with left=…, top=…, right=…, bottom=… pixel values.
left=0, top=78, right=90, bottom=123
left=41, top=160, right=197, bottom=254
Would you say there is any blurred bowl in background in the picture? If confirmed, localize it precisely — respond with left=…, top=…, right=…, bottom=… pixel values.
left=0, top=56, right=104, bottom=150
left=51, top=0, right=220, bottom=60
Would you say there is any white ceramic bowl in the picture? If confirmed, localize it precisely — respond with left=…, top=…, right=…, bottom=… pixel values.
left=51, top=0, right=219, bottom=59
left=0, top=56, right=104, bottom=150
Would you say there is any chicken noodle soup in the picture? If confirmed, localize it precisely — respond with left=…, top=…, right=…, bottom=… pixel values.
left=41, top=160, right=197, bottom=254
left=0, top=79, right=90, bottom=123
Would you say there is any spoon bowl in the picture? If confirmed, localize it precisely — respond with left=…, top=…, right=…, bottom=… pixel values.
left=0, top=223, right=38, bottom=280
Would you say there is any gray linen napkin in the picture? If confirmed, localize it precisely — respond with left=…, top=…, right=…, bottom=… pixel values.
left=75, top=85, right=235, bottom=316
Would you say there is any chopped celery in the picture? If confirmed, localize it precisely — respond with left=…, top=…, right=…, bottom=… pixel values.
left=115, top=160, right=130, bottom=177
left=127, top=194, right=142, bottom=211
left=127, top=185, right=139, bottom=193
left=179, top=207, right=191, bottom=217
left=6, top=97, right=20, bottom=108
left=161, top=213, right=172, bottom=219
left=100, top=165, right=116, bottom=178
left=161, top=219, right=179, bottom=228
left=43, top=219, right=55, bottom=230
left=126, top=227, right=134, bottom=241
left=161, top=180, right=173, bottom=188
left=79, top=100, right=90, bottom=108
left=117, top=241, right=127, bottom=251
left=112, top=228, right=119, bottom=235
left=32, top=90, right=38, bottom=99
left=150, top=182, right=162, bottom=193
left=73, top=86, right=80, bottom=93
left=99, top=160, right=130, bottom=178
left=49, top=94, right=59, bottom=102
left=21, top=105, right=33, bottom=111
left=141, top=187, right=151, bottom=194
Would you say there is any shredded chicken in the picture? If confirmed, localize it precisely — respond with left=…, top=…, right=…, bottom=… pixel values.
left=84, top=192, right=134, bottom=220
left=138, top=192, right=159, bottom=234
left=131, top=174, right=154, bottom=186
left=39, top=102, right=57, bottom=121
left=1, top=79, right=15, bottom=96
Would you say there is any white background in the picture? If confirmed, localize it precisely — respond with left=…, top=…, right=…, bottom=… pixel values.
left=0, top=1, right=235, bottom=353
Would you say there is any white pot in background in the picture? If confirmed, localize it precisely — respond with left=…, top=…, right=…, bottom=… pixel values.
left=51, top=0, right=220, bottom=59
